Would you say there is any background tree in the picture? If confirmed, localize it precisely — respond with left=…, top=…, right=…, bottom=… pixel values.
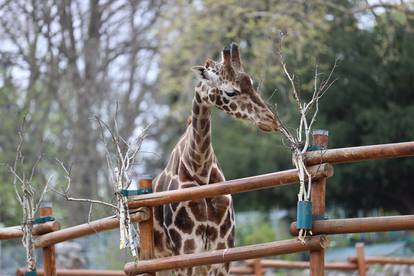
left=1, top=0, right=413, bottom=229
left=153, top=0, right=414, bottom=214
left=0, top=0, right=163, bottom=225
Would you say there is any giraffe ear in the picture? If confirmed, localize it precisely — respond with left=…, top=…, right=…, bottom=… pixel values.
left=191, top=66, right=208, bottom=81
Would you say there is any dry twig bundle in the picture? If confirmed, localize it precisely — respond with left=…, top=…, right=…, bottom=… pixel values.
left=274, top=41, right=338, bottom=241
left=8, top=123, right=53, bottom=273
left=54, top=107, right=150, bottom=257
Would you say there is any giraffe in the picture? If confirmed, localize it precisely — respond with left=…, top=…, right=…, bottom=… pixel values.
left=152, top=43, right=281, bottom=276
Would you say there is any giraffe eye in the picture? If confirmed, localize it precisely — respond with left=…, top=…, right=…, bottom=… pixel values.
left=224, top=89, right=239, bottom=97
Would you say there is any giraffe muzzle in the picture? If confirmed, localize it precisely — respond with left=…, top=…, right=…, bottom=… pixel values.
left=258, top=120, right=280, bottom=132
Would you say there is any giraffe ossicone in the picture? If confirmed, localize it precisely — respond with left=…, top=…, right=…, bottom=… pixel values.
left=152, top=43, right=281, bottom=276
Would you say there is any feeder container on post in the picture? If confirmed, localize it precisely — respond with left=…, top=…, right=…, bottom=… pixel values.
left=312, top=130, right=329, bottom=150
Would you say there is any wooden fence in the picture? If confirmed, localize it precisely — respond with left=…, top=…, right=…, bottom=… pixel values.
left=1, top=133, right=414, bottom=276
left=231, top=243, right=414, bottom=275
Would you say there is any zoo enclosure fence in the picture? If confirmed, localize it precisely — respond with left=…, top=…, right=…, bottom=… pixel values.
left=1, top=132, right=414, bottom=276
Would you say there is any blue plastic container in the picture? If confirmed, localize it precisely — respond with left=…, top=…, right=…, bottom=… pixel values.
left=297, top=200, right=313, bottom=230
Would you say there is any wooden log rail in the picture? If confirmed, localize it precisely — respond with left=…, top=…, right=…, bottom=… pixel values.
left=128, top=163, right=333, bottom=209
left=248, top=259, right=358, bottom=270
left=305, top=141, right=414, bottom=166
left=232, top=254, right=414, bottom=275
left=348, top=256, right=414, bottom=265
left=16, top=269, right=126, bottom=276
left=124, top=236, right=329, bottom=275
left=34, top=208, right=150, bottom=248
left=230, top=266, right=255, bottom=275
left=290, top=215, right=414, bottom=235
left=0, top=221, right=60, bottom=241
left=232, top=259, right=358, bottom=274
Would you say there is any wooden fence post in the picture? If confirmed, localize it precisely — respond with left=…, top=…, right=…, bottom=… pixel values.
left=253, top=258, right=263, bottom=276
left=39, top=202, right=56, bottom=276
left=138, top=177, right=155, bottom=276
left=356, top=243, right=367, bottom=276
left=309, top=130, right=329, bottom=276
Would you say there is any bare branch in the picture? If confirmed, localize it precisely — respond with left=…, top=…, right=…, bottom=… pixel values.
left=54, top=159, right=118, bottom=210
left=34, top=175, right=54, bottom=214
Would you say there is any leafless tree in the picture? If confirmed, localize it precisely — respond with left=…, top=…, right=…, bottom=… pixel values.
left=0, top=0, right=164, bottom=224
left=8, top=123, right=52, bottom=272
left=54, top=109, right=150, bottom=257
left=274, top=39, right=337, bottom=241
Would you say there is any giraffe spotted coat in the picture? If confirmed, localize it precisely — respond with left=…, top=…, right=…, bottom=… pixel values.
left=152, top=43, right=280, bottom=276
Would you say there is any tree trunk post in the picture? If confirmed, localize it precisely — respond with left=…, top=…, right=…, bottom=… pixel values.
left=356, top=243, right=367, bottom=276
left=39, top=202, right=56, bottom=276
left=138, top=177, right=155, bottom=276
left=309, top=130, right=329, bottom=276
left=253, top=258, right=263, bottom=276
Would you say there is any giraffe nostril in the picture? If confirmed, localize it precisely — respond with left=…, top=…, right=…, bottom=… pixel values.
left=271, top=120, right=281, bottom=131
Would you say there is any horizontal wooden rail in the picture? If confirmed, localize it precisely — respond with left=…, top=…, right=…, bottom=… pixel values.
left=246, top=259, right=357, bottom=270
left=124, top=236, right=329, bottom=275
left=128, top=163, right=333, bottom=208
left=348, top=256, right=414, bottom=265
left=305, top=141, right=414, bottom=166
left=230, top=266, right=255, bottom=274
left=16, top=268, right=126, bottom=276
left=34, top=208, right=150, bottom=248
left=290, top=215, right=414, bottom=235
left=0, top=221, right=60, bottom=241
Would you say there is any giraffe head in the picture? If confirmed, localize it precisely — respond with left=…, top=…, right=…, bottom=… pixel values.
left=192, top=43, right=280, bottom=132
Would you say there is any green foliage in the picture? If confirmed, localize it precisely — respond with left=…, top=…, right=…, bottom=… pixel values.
left=156, top=0, right=414, bottom=215
left=236, top=213, right=276, bottom=246
left=1, top=0, right=413, bottom=227
left=318, top=9, right=414, bottom=215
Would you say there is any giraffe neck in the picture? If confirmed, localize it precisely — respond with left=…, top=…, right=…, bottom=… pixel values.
left=183, top=89, right=214, bottom=184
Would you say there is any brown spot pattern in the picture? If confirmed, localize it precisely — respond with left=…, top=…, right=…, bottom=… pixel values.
left=189, top=199, right=207, bottom=221
left=195, top=224, right=206, bottom=236
left=227, top=233, right=234, bottom=248
left=154, top=206, right=163, bottom=226
left=164, top=205, right=173, bottom=226
left=193, top=104, right=200, bottom=115
left=207, top=196, right=229, bottom=224
left=209, top=167, right=224, bottom=183
left=206, top=225, right=218, bottom=241
left=154, top=229, right=164, bottom=250
left=175, top=207, right=194, bottom=234
left=216, top=97, right=222, bottom=106
left=181, top=183, right=197, bottom=189
left=168, top=228, right=181, bottom=254
left=200, top=118, right=208, bottom=130
left=220, top=211, right=232, bottom=238
left=217, top=242, right=226, bottom=250
left=169, top=178, right=179, bottom=190
left=195, top=92, right=202, bottom=103
left=155, top=172, right=166, bottom=192
left=183, top=239, right=195, bottom=253
left=179, top=163, right=193, bottom=182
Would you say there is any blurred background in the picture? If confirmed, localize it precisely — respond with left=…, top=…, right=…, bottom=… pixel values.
left=0, top=0, right=413, bottom=275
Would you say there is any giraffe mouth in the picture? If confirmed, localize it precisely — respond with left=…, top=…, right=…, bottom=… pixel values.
left=258, top=121, right=280, bottom=132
